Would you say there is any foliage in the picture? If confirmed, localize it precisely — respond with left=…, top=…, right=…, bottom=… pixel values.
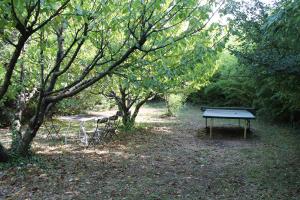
left=0, top=153, right=44, bottom=171
left=188, top=50, right=255, bottom=107
left=165, top=93, right=187, bottom=116
left=240, top=0, right=300, bottom=121
left=54, top=90, right=106, bottom=115
left=95, top=12, right=226, bottom=127
left=190, top=0, right=300, bottom=121
left=0, top=0, right=227, bottom=159
left=224, top=0, right=300, bottom=75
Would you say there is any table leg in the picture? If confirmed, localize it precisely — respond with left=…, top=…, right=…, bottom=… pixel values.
left=244, top=120, right=248, bottom=139
left=80, top=122, right=89, bottom=146
left=205, top=118, right=208, bottom=128
left=210, top=118, right=213, bottom=139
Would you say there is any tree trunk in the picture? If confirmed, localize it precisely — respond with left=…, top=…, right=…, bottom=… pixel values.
left=15, top=101, right=48, bottom=157
left=165, top=94, right=174, bottom=116
left=130, top=93, right=153, bottom=125
left=13, top=26, right=63, bottom=157
left=0, top=35, right=28, bottom=100
left=119, top=92, right=153, bottom=129
left=11, top=62, right=26, bottom=151
left=120, top=108, right=133, bottom=128
left=16, top=119, right=42, bottom=156
left=0, top=143, right=9, bottom=162
left=10, top=107, right=23, bottom=151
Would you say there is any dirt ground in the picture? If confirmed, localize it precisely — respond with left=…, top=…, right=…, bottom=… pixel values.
left=0, top=103, right=300, bottom=199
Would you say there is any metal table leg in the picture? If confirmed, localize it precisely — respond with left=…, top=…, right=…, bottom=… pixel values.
left=210, top=118, right=213, bottom=139
left=244, top=120, right=248, bottom=139
left=80, top=122, right=88, bottom=146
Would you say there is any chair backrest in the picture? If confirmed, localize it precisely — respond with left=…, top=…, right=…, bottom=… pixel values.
left=97, top=118, right=108, bottom=123
left=109, top=115, right=118, bottom=121
left=116, top=111, right=123, bottom=117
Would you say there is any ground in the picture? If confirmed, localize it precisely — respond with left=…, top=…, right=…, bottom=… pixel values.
left=0, top=103, right=300, bottom=199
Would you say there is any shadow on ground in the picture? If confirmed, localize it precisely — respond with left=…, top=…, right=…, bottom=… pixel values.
left=1, top=103, right=299, bottom=199
left=197, top=126, right=259, bottom=140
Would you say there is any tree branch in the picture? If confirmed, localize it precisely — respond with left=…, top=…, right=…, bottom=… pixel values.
left=32, top=0, right=70, bottom=33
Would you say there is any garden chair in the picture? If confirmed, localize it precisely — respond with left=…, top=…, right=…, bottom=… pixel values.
left=44, top=118, right=61, bottom=140
left=88, top=111, right=122, bottom=146
left=103, top=115, right=119, bottom=139
left=88, top=118, right=108, bottom=146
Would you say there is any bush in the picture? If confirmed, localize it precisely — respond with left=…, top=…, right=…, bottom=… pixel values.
left=165, top=94, right=186, bottom=116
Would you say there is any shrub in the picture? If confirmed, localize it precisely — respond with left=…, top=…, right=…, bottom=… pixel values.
left=165, top=94, right=186, bottom=116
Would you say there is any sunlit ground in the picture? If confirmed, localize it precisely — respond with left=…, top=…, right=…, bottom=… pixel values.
left=0, top=103, right=299, bottom=199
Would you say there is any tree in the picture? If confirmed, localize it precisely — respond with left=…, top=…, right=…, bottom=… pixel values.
left=225, top=0, right=300, bottom=75
left=100, top=22, right=225, bottom=126
left=0, top=0, right=70, bottom=100
left=0, top=0, right=225, bottom=161
left=221, top=0, right=300, bottom=120
left=100, top=76, right=155, bottom=129
left=189, top=49, right=256, bottom=107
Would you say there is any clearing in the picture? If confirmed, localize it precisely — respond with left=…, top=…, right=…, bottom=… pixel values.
left=1, top=103, right=300, bottom=199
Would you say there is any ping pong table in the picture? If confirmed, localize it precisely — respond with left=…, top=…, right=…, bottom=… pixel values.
left=201, top=107, right=256, bottom=139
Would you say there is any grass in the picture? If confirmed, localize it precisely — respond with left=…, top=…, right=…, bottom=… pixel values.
left=0, top=102, right=299, bottom=199
left=239, top=122, right=300, bottom=199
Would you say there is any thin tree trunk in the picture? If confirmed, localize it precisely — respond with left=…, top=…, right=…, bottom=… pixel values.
left=10, top=100, right=23, bottom=151
left=0, top=143, right=9, bottom=162
left=130, top=93, right=153, bottom=126
left=11, top=61, right=26, bottom=150
left=0, top=35, right=28, bottom=100
left=165, top=94, right=173, bottom=116
left=122, top=109, right=133, bottom=128
left=118, top=92, right=153, bottom=129
left=14, top=25, right=64, bottom=157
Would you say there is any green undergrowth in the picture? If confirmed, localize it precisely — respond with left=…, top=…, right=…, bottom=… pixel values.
left=0, top=154, right=49, bottom=171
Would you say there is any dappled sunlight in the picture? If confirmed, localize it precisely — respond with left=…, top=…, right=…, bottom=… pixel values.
left=135, top=105, right=183, bottom=126
left=151, top=126, right=173, bottom=134
left=0, top=128, right=11, bottom=148
left=35, top=145, right=65, bottom=155
left=109, top=151, right=134, bottom=160
left=140, top=154, right=151, bottom=159
left=1, top=104, right=299, bottom=199
left=0, top=0, right=299, bottom=198
left=136, top=118, right=179, bottom=125
left=94, top=149, right=109, bottom=155
left=87, top=110, right=118, bottom=117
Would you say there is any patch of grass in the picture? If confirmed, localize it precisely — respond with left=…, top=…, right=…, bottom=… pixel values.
left=118, top=122, right=149, bottom=133
left=237, top=122, right=300, bottom=199
left=0, top=154, right=49, bottom=171
left=144, top=102, right=166, bottom=109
